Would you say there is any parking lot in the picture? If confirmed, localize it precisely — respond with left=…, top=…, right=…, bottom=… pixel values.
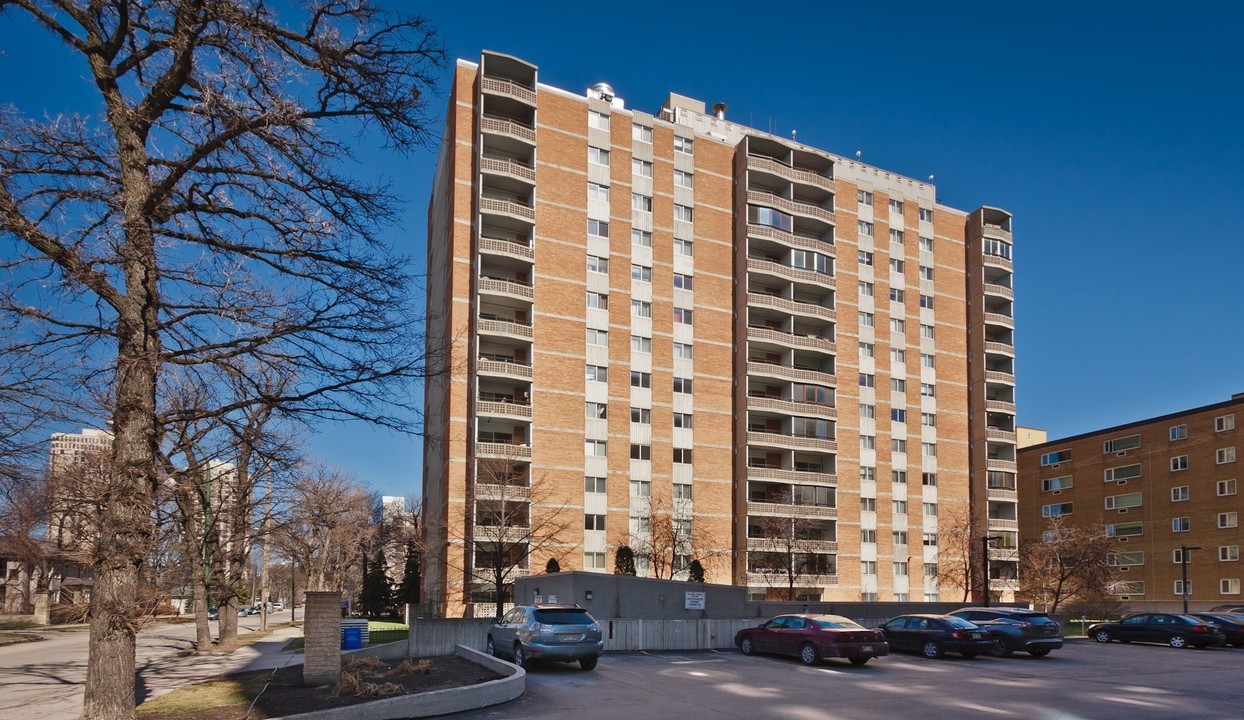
left=451, top=639, right=1244, bottom=719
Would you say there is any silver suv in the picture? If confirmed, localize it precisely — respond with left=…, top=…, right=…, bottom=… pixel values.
left=486, top=604, right=604, bottom=670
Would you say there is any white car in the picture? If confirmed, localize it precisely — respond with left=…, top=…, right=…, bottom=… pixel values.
left=271, top=602, right=285, bottom=611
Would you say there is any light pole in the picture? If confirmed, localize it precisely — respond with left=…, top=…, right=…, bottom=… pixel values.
left=1181, top=545, right=1201, bottom=614
left=982, top=535, right=1002, bottom=607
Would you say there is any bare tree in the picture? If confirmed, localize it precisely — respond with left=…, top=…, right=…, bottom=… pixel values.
left=0, top=4, right=443, bottom=717
left=746, top=504, right=837, bottom=601
left=626, top=498, right=728, bottom=581
left=1018, top=517, right=1117, bottom=613
left=273, top=464, right=376, bottom=595
left=935, top=505, right=982, bottom=602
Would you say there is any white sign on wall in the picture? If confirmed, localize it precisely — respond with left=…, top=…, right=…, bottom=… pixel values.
left=685, top=591, right=706, bottom=610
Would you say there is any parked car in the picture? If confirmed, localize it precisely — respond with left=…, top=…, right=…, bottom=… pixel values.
left=735, top=614, right=890, bottom=666
left=1088, top=613, right=1226, bottom=648
left=271, top=602, right=285, bottom=611
left=247, top=605, right=262, bottom=616
left=237, top=607, right=248, bottom=617
left=1209, top=604, right=1244, bottom=613
left=486, top=604, right=604, bottom=670
left=879, top=614, right=993, bottom=659
left=1193, top=613, right=1244, bottom=646
left=950, top=607, right=1063, bottom=657
left=207, top=607, right=219, bottom=621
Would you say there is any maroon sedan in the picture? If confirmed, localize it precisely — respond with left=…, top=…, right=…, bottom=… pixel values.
left=735, top=614, right=890, bottom=666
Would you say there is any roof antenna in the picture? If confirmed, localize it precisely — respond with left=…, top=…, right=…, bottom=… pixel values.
left=791, top=129, right=797, bottom=140
left=855, top=150, right=862, bottom=161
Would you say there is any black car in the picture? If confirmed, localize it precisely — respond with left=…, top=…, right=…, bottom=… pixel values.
left=950, top=607, right=1063, bottom=657
left=1193, top=613, right=1244, bottom=646
left=879, top=614, right=993, bottom=659
left=1088, top=613, right=1226, bottom=648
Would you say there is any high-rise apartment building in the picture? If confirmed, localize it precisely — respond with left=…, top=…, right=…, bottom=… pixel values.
left=1018, top=394, right=1244, bottom=611
left=423, top=51, right=1017, bottom=617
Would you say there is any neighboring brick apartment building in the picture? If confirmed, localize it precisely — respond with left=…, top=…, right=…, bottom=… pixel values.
left=1017, top=394, right=1244, bottom=611
left=422, top=50, right=1018, bottom=617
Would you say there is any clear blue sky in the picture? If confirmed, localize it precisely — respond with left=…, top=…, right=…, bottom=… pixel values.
left=4, top=1, right=1242, bottom=496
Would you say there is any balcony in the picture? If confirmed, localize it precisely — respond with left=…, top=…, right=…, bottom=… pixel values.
left=746, top=466, right=837, bottom=486
left=747, top=292, right=836, bottom=323
left=477, top=357, right=533, bottom=380
left=984, top=340, right=1014, bottom=356
left=988, top=547, right=1018, bottom=562
left=746, top=538, right=840, bottom=554
left=987, top=487, right=1018, bottom=502
left=983, top=283, right=1014, bottom=300
left=987, top=458, right=1018, bottom=473
left=748, top=395, right=837, bottom=421
left=747, top=223, right=834, bottom=255
left=982, top=252, right=1013, bottom=271
left=747, top=257, right=836, bottom=290
left=985, top=427, right=1015, bottom=442
left=747, top=360, right=835, bottom=387
left=747, top=325, right=836, bottom=354
left=987, top=518, right=1019, bottom=531
left=478, top=317, right=533, bottom=340
left=988, top=578, right=1020, bottom=592
left=747, top=190, right=836, bottom=225
left=746, top=501, right=839, bottom=520
left=481, top=115, right=536, bottom=145
left=476, top=399, right=532, bottom=420
left=481, top=76, right=537, bottom=105
left=480, top=155, right=536, bottom=185
left=479, top=196, right=535, bottom=223
left=747, top=430, right=837, bottom=453
left=982, top=224, right=1012, bottom=242
left=745, top=572, right=839, bottom=587
left=984, top=370, right=1015, bottom=385
left=475, top=442, right=532, bottom=460
left=475, top=483, right=532, bottom=501
left=479, top=236, right=534, bottom=262
left=479, top=276, right=534, bottom=301
left=985, top=399, right=1016, bottom=414
left=747, top=154, right=836, bottom=193
left=470, top=566, right=531, bottom=584
left=984, top=312, right=1014, bottom=328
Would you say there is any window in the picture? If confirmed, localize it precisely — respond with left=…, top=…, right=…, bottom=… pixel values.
left=586, top=291, right=608, bottom=309
left=923, top=502, right=938, bottom=517
left=588, top=110, right=610, bottom=130
left=1221, top=545, right=1240, bottom=562
left=891, top=409, right=907, bottom=423
left=673, top=412, right=693, bottom=429
left=1042, top=475, right=1073, bottom=492
left=891, top=378, right=906, bottom=393
left=892, top=470, right=908, bottom=484
left=1170, top=424, right=1188, bottom=441
left=893, top=561, right=909, bottom=576
left=1103, top=434, right=1141, bottom=453
left=858, top=221, right=874, bottom=237
left=585, top=514, right=607, bottom=531
left=1042, top=502, right=1073, bottom=517
left=632, top=193, right=653, bottom=212
left=890, top=318, right=906, bottom=333
left=889, top=258, right=905, bottom=273
left=889, top=288, right=905, bottom=303
left=630, top=480, right=650, bottom=497
left=586, top=402, right=607, bottom=419
left=922, top=473, right=937, bottom=487
left=920, top=383, right=936, bottom=398
left=922, top=442, right=937, bottom=457
left=631, top=159, right=653, bottom=178
left=860, top=435, right=876, bottom=450
left=632, top=229, right=652, bottom=247
left=588, top=146, right=609, bottom=166
left=920, top=323, right=935, bottom=339
left=891, top=439, right=907, bottom=453
left=1219, top=512, right=1239, bottom=529
left=861, top=498, right=877, bottom=512
left=1171, top=485, right=1190, bottom=501
left=587, top=255, right=609, bottom=274
left=584, top=476, right=607, bottom=494
left=1104, top=492, right=1139, bottom=509
left=673, top=307, right=693, bottom=325
left=585, top=365, right=608, bottom=382
left=588, top=183, right=610, bottom=204
left=674, top=170, right=694, bottom=189
left=673, top=377, right=693, bottom=394
left=630, top=444, right=651, bottom=460
left=1041, top=449, right=1072, bottom=466
left=674, top=273, right=693, bottom=290
left=860, top=403, right=876, bottom=419
left=859, top=342, right=875, bottom=358
left=919, top=294, right=934, bottom=310
left=893, top=500, right=908, bottom=515
left=632, top=124, right=652, bottom=143
left=1219, top=479, right=1238, bottom=496
left=585, top=440, right=607, bottom=457
left=1109, top=580, right=1145, bottom=595
left=858, top=190, right=873, bottom=206
left=673, top=448, right=693, bottom=464
left=673, top=483, right=692, bottom=500
left=861, top=561, right=877, bottom=575
left=1223, top=579, right=1241, bottom=595
left=630, top=371, right=651, bottom=388
left=859, top=373, right=875, bottom=388
left=1171, top=455, right=1189, bottom=471
left=1217, top=447, right=1236, bottom=464
left=860, top=467, right=876, bottom=482
left=924, top=562, right=938, bottom=578
left=1217, top=414, right=1236, bottom=432
left=630, top=407, right=651, bottom=424
left=1108, top=551, right=1145, bottom=566
left=859, top=281, right=874, bottom=297
left=673, top=135, right=693, bottom=154
left=859, top=311, right=875, bottom=327
left=919, top=266, right=934, bottom=281
left=921, top=412, right=937, bottom=427
left=1106, top=522, right=1143, bottom=538
left=983, top=238, right=1012, bottom=259
left=631, top=299, right=651, bottom=317
left=674, top=238, right=694, bottom=256
left=1104, top=463, right=1142, bottom=482
left=890, top=229, right=904, bottom=246
left=630, top=335, right=651, bottom=354
left=858, top=250, right=874, bottom=266
left=586, top=328, right=608, bottom=346
left=893, top=531, right=908, bottom=546
left=919, top=236, right=934, bottom=252
left=673, top=342, right=694, bottom=359
left=923, top=533, right=938, bottom=547
left=750, top=206, right=793, bottom=231
left=861, top=529, right=877, bottom=543
left=587, top=218, right=610, bottom=239
left=1173, top=517, right=1191, bottom=532
left=674, top=204, right=694, bottom=222
left=1174, top=580, right=1191, bottom=595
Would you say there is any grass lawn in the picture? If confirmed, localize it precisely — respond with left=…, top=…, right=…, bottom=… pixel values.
left=136, top=669, right=270, bottom=718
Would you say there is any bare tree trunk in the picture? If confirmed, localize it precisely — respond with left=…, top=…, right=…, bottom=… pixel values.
left=192, top=580, right=211, bottom=651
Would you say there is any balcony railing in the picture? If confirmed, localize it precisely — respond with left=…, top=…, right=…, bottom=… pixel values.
left=747, top=154, right=836, bottom=193
left=747, top=223, right=834, bottom=254
left=987, top=518, right=1019, bottom=531
left=987, top=487, right=1018, bottom=501
left=475, top=483, right=532, bottom=501
left=481, top=76, right=537, bottom=105
left=988, top=578, right=1020, bottom=592
left=984, top=312, right=1014, bottom=327
left=745, top=572, right=840, bottom=587
left=747, top=257, right=837, bottom=289
left=481, top=115, right=536, bottom=144
left=747, top=325, right=836, bottom=354
left=476, top=399, right=532, bottom=419
left=984, top=340, right=1014, bottom=355
left=982, top=224, right=1012, bottom=242
left=747, top=292, right=836, bottom=322
left=982, top=283, right=1014, bottom=300
left=746, top=538, right=840, bottom=553
left=747, top=190, right=836, bottom=225
left=480, top=155, right=535, bottom=184
left=982, top=253, right=1013, bottom=271
left=478, top=318, right=533, bottom=339
left=984, top=370, right=1015, bottom=384
left=479, top=236, right=534, bottom=261
left=475, top=442, right=532, bottom=459
left=479, top=196, right=535, bottom=222
left=479, top=276, right=534, bottom=300
left=747, top=395, right=837, bottom=421
left=747, top=430, right=837, bottom=453
left=985, top=428, right=1015, bottom=442
left=987, top=458, right=1018, bottom=473
left=746, top=500, right=838, bottom=520
left=477, top=358, right=533, bottom=379
left=985, top=399, right=1016, bottom=414
left=746, top=360, right=835, bottom=387
left=746, top=466, right=837, bottom=485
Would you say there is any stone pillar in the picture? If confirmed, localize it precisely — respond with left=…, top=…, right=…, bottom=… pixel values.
left=302, top=591, right=343, bottom=686
left=33, top=590, right=51, bottom=625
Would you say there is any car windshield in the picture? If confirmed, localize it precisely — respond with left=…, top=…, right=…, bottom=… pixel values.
left=533, top=609, right=594, bottom=625
left=1173, top=614, right=1204, bottom=624
left=943, top=617, right=977, bottom=629
left=813, top=616, right=862, bottom=629
left=1016, top=613, right=1056, bottom=625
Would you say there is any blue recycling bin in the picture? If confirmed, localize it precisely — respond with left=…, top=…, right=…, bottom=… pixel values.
left=343, top=626, right=363, bottom=649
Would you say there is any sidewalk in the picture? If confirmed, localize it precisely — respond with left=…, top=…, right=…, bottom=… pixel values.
left=136, top=625, right=306, bottom=705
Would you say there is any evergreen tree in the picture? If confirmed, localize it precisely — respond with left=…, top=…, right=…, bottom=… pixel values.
left=359, top=551, right=393, bottom=617
left=687, top=559, right=705, bottom=583
left=545, top=558, right=561, bottom=573
left=396, top=540, right=421, bottom=607
left=614, top=545, right=637, bottom=576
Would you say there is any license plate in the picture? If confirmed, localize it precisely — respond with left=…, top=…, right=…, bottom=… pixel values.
left=861, top=645, right=874, bottom=652
left=556, top=633, right=584, bottom=641
left=971, top=632, right=982, bottom=639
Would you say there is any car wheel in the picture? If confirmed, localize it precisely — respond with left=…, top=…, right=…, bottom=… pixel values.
left=849, top=657, right=869, bottom=666
left=1093, top=630, right=1112, bottom=643
left=1029, top=649, right=1051, bottom=657
left=740, top=637, right=755, bottom=656
left=921, top=641, right=943, bottom=659
left=486, top=636, right=496, bottom=657
left=580, top=656, right=598, bottom=671
left=988, top=636, right=1013, bottom=658
left=1169, top=635, right=1188, bottom=649
left=513, top=643, right=526, bottom=668
left=799, top=643, right=819, bottom=666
